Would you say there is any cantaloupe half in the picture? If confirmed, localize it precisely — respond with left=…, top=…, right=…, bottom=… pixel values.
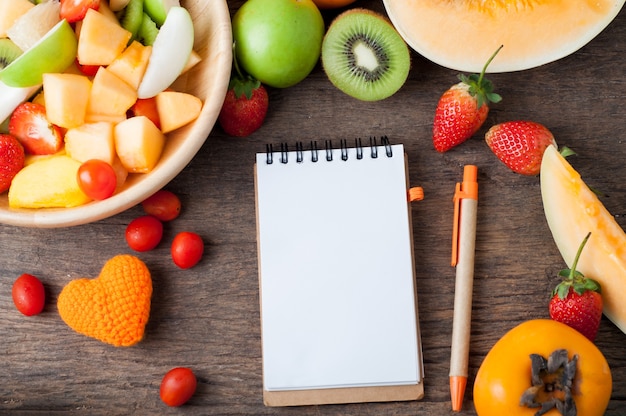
left=541, top=145, right=626, bottom=333
left=382, top=0, right=625, bottom=72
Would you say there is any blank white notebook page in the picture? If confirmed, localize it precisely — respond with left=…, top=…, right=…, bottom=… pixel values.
left=255, top=143, right=420, bottom=391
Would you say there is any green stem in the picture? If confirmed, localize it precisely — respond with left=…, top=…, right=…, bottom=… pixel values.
left=569, top=232, right=591, bottom=280
left=476, top=44, right=503, bottom=85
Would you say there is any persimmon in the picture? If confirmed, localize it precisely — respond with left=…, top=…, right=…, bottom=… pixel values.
left=311, top=0, right=357, bottom=9
left=473, top=319, right=611, bottom=416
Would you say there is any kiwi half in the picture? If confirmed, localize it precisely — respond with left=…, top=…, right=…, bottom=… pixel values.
left=321, top=8, right=410, bottom=101
left=0, top=39, right=24, bottom=70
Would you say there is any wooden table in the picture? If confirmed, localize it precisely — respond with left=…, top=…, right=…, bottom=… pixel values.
left=2, top=1, right=625, bottom=414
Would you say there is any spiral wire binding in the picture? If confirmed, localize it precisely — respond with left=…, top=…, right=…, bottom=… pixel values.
left=265, top=136, right=392, bottom=165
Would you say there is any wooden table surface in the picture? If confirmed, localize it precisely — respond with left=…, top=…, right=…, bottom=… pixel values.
left=2, top=1, right=626, bottom=414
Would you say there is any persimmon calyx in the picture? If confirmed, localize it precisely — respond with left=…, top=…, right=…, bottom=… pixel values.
left=520, top=349, right=577, bottom=416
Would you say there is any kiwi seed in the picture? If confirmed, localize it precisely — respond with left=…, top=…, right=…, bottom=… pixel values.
left=321, top=8, right=410, bottom=101
left=0, top=38, right=24, bottom=70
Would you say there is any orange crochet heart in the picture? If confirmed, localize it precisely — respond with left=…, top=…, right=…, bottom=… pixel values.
left=58, top=255, right=152, bottom=347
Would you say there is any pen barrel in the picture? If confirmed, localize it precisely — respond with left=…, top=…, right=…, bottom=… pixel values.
left=449, top=197, right=477, bottom=377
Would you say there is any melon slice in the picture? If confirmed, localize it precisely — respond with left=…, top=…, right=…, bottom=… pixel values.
left=540, top=145, right=626, bottom=333
left=383, top=0, right=625, bottom=72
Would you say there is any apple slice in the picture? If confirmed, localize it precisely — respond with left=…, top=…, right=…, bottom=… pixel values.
left=143, top=0, right=180, bottom=26
left=0, top=19, right=77, bottom=88
left=0, top=80, right=40, bottom=124
left=136, top=6, right=193, bottom=99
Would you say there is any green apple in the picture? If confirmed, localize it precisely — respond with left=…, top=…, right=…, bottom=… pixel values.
left=0, top=19, right=77, bottom=88
left=233, top=0, right=325, bottom=88
left=143, top=0, right=180, bottom=26
left=137, top=6, right=194, bottom=99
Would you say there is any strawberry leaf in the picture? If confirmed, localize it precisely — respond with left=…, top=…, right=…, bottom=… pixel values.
left=458, top=45, right=503, bottom=108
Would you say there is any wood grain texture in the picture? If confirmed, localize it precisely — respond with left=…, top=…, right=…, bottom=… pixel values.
left=1, top=0, right=626, bottom=414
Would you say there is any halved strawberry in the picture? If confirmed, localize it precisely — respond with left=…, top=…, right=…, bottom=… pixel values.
left=0, top=134, right=25, bottom=193
left=60, top=0, right=101, bottom=23
left=8, top=102, right=64, bottom=155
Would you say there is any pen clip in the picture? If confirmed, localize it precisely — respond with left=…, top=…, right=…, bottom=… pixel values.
left=451, top=165, right=478, bottom=267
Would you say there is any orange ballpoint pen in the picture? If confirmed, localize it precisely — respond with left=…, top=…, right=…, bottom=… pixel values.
left=449, top=165, right=478, bottom=412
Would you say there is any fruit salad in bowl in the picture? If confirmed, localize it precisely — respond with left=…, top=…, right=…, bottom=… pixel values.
left=0, top=0, right=232, bottom=227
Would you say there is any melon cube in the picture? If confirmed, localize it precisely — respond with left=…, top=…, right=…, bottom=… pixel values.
left=155, top=91, right=203, bottom=133
left=42, top=73, right=92, bottom=129
left=107, top=41, right=152, bottom=90
left=8, top=155, right=91, bottom=208
left=0, top=0, right=34, bottom=38
left=77, top=8, right=131, bottom=66
left=87, top=67, right=137, bottom=117
left=64, top=121, right=116, bottom=164
left=114, top=116, right=165, bottom=173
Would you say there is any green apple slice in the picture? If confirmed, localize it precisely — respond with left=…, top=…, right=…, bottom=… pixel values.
left=137, top=6, right=193, bottom=99
left=143, top=0, right=180, bottom=26
left=0, top=19, right=77, bottom=88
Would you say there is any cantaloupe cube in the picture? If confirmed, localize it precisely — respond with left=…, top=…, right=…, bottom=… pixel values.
left=42, top=73, right=92, bottom=129
left=64, top=121, right=116, bottom=164
left=0, top=0, right=34, bottom=38
left=77, top=8, right=131, bottom=66
left=87, top=67, right=137, bottom=117
left=8, top=155, right=91, bottom=208
left=107, top=41, right=152, bottom=90
left=155, top=91, right=203, bottom=133
left=111, top=156, right=129, bottom=190
left=114, top=116, right=165, bottom=173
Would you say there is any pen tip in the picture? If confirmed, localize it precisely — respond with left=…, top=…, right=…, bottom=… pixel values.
left=450, top=376, right=467, bottom=412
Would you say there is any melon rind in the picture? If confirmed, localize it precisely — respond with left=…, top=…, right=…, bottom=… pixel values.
left=383, top=0, right=626, bottom=73
left=540, top=145, right=626, bottom=333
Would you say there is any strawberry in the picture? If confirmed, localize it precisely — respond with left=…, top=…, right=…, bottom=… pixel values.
left=549, top=232, right=603, bottom=342
left=432, top=45, right=503, bottom=152
left=485, top=120, right=557, bottom=175
left=218, top=49, right=268, bottom=137
left=8, top=102, right=64, bottom=155
left=0, top=134, right=25, bottom=193
left=60, top=0, right=100, bottom=23
left=129, top=97, right=161, bottom=130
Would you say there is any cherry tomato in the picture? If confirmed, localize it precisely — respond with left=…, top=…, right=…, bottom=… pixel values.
left=12, top=273, right=45, bottom=316
left=171, top=231, right=204, bottom=269
left=125, top=215, right=163, bottom=252
left=77, top=159, right=117, bottom=200
left=160, top=367, right=197, bottom=407
left=75, top=58, right=100, bottom=76
left=142, top=189, right=181, bottom=221
left=474, top=319, right=611, bottom=416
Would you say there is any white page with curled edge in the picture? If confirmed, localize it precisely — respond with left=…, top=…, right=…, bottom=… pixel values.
left=255, top=142, right=422, bottom=401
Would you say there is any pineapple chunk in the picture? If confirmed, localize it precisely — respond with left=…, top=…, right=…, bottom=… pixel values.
left=64, top=121, right=116, bottom=164
left=87, top=67, right=137, bottom=117
left=156, top=91, right=202, bottom=133
left=42, top=73, right=92, bottom=129
left=114, top=116, right=165, bottom=173
left=0, top=0, right=34, bottom=38
left=8, top=155, right=91, bottom=208
left=77, top=8, right=131, bottom=66
left=107, top=41, right=152, bottom=90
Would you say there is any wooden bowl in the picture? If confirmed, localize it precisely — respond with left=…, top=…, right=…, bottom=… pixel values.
left=0, top=0, right=232, bottom=228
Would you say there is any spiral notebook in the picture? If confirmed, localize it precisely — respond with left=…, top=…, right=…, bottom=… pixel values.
left=254, top=138, right=424, bottom=407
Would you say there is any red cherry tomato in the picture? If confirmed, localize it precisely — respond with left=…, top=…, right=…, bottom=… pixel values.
left=75, top=58, right=100, bottom=76
left=129, top=98, right=161, bottom=130
left=12, top=273, right=45, bottom=316
left=160, top=367, right=197, bottom=407
left=142, top=189, right=181, bottom=221
left=77, top=159, right=117, bottom=200
left=125, top=215, right=163, bottom=252
left=171, top=232, right=204, bottom=269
